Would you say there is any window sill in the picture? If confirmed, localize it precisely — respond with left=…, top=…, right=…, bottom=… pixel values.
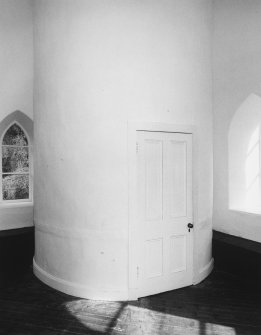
left=0, top=201, right=33, bottom=209
left=230, top=207, right=261, bottom=216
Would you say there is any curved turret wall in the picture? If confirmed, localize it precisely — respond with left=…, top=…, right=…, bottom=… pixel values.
left=33, top=0, right=213, bottom=300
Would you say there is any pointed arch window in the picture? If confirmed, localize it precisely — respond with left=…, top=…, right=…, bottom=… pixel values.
left=1, top=123, right=31, bottom=201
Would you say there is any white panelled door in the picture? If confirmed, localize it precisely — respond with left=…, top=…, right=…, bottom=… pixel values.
left=136, top=131, right=193, bottom=298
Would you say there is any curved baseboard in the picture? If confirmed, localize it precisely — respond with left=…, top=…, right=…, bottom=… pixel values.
left=34, top=257, right=214, bottom=300
left=33, top=258, right=129, bottom=301
left=193, top=257, right=214, bottom=285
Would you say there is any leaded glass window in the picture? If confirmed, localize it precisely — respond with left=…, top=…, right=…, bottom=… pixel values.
left=2, top=124, right=30, bottom=200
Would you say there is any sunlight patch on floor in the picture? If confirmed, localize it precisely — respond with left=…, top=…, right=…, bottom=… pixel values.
left=204, top=322, right=236, bottom=335
left=64, top=300, right=125, bottom=333
left=64, top=300, right=236, bottom=335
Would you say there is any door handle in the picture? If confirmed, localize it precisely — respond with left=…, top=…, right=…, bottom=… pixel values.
left=187, top=223, right=193, bottom=232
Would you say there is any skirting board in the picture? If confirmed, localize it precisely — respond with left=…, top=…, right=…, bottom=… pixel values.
left=34, top=258, right=213, bottom=301
left=193, top=258, right=214, bottom=285
left=33, top=258, right=129, bottom=301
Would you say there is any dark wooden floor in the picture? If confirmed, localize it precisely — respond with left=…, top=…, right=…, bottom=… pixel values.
left=0, top=268, right=261, bottom=335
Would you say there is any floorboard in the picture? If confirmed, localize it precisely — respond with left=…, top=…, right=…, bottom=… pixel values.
left=0, top=268, right=260, bottom=335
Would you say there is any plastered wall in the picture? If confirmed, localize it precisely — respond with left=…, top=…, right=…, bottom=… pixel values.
left=213, top=0, right=261, bottom=242
left=33, top=0, right=213, bottom=299
left=0, top=0, right=34, bottom=230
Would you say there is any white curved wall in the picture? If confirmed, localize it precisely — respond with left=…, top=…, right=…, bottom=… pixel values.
left=34, top=0, right=213, bottom=300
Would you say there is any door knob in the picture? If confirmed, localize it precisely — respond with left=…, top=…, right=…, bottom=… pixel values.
left=187, top=223, right=193, bottom=232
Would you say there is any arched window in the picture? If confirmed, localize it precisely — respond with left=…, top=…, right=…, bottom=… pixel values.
left=229, top=94, right=261, bottom=214
left=1, top=123, right=31, bottom=201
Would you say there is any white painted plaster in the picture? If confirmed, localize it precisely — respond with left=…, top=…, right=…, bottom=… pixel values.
left=0, top=0, right=34, bottom=230
left=213, top=0, right=261, bottom=242
left=0, top=0, right=33, bottom=120
left=33, top=0, right=213, bottom=299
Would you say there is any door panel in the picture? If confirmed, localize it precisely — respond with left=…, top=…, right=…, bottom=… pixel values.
left=145, top=140, right=163, bottom=221
left=168, top=140, right=187, bottom=218
left=137, top=131, right=193, bottom=298
left=169, top=235, right=186, bottom=273
left=146, top=238, right=163, bottom=278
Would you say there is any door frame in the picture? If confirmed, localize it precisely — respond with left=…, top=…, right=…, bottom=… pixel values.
left=127, top=122, right=198, bottom=300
